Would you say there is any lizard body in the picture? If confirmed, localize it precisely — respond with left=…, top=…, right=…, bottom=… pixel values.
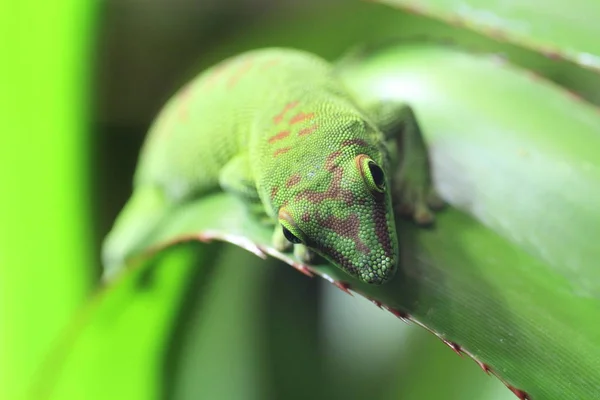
left=103, top=47, right=441, bottom=284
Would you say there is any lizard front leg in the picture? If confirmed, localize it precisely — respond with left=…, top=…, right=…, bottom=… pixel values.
left=373, top=103, right=444, bottom=224
left=219, top=153, right=267, bottom=219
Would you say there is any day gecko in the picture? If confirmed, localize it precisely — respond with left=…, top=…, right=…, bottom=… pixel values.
left=102, top=47, right=442, bottom=284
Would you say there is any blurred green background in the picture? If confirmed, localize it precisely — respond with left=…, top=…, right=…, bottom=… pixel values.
left=3, top=0, right=599, bottom=399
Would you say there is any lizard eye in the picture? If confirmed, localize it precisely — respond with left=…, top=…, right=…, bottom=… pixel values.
left=282, top=226, right=302, bottom=244
left=368, top=162, right=385, bottom=191
left=278, top=207, right=305, bottom=244
left=356, top=154, right=386, bottom=194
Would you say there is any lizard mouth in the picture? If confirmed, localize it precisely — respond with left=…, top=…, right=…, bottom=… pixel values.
left=354, top=255, right=397, bottom=285
left=316, top=243, right=397, bottom=285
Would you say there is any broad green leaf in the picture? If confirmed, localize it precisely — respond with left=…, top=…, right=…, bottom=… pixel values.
left=29, top=242, right=221, bottom=400
left=321, top=284, right=514, bottom=400
left=113, top=43, right=600, bottom=399
left=169, top=251, right=327, bottom=400
left=182, top=1, right=600, bottom=114
left=33, top=239, right=510, bottom=400
left=373, top=0, right=600, bottom=72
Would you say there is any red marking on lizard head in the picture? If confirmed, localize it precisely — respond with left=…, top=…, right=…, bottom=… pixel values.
left=342, top=139, right=369, bottom=147
left=270, top=186, right=279, bottom=201
left=285, top=174, right=302, bottom=188
left=320, top=214, right=370, bottom=255
left=227, top=58, right=254, bottom=88
left=295, top=150, right=354, bottom=205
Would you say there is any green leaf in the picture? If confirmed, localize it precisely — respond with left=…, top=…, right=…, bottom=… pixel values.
left=30, top=242, right=221, bottom=400
left=115, top=43, right=600, bottom=399
left=169, top=250, right=327, bottom=400
left=373, top=0, right=600, bottom=72
left=35, top=234, right=510, bottom=400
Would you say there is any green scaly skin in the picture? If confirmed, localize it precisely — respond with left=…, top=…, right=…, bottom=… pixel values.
left=102, top=47, right=442, bottom=284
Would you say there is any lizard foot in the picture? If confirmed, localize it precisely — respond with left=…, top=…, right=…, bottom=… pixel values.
left=294, top=244, right=316, bottom=264
left=272, top=226, right=317, bottom=263
left=395, top=179, right=445, bottom=226
left=272, top=227, right=293, bottom=252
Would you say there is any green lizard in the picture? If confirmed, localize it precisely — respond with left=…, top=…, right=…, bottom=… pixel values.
left=102, top=47, right=442, bottom=284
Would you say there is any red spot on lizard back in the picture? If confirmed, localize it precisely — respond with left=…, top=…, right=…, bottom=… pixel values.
left=273, top=101, right=299, bottom=124
left=273, top=147, right=292, bottom=157
left=298, top=123, right=318, bottom=136
left=290, top=112, right=315, bottom=125
left=227, top=58, right=254, bottom=88
left=261, top=58, right=281, bottom=70
left=268, top=130, right=290, bottom=144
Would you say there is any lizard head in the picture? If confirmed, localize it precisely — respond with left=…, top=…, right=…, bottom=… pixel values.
left=276, top=141, right=398, bottom=285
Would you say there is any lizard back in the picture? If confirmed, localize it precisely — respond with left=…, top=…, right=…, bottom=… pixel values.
left=135, top=48, right=345, bottom=203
